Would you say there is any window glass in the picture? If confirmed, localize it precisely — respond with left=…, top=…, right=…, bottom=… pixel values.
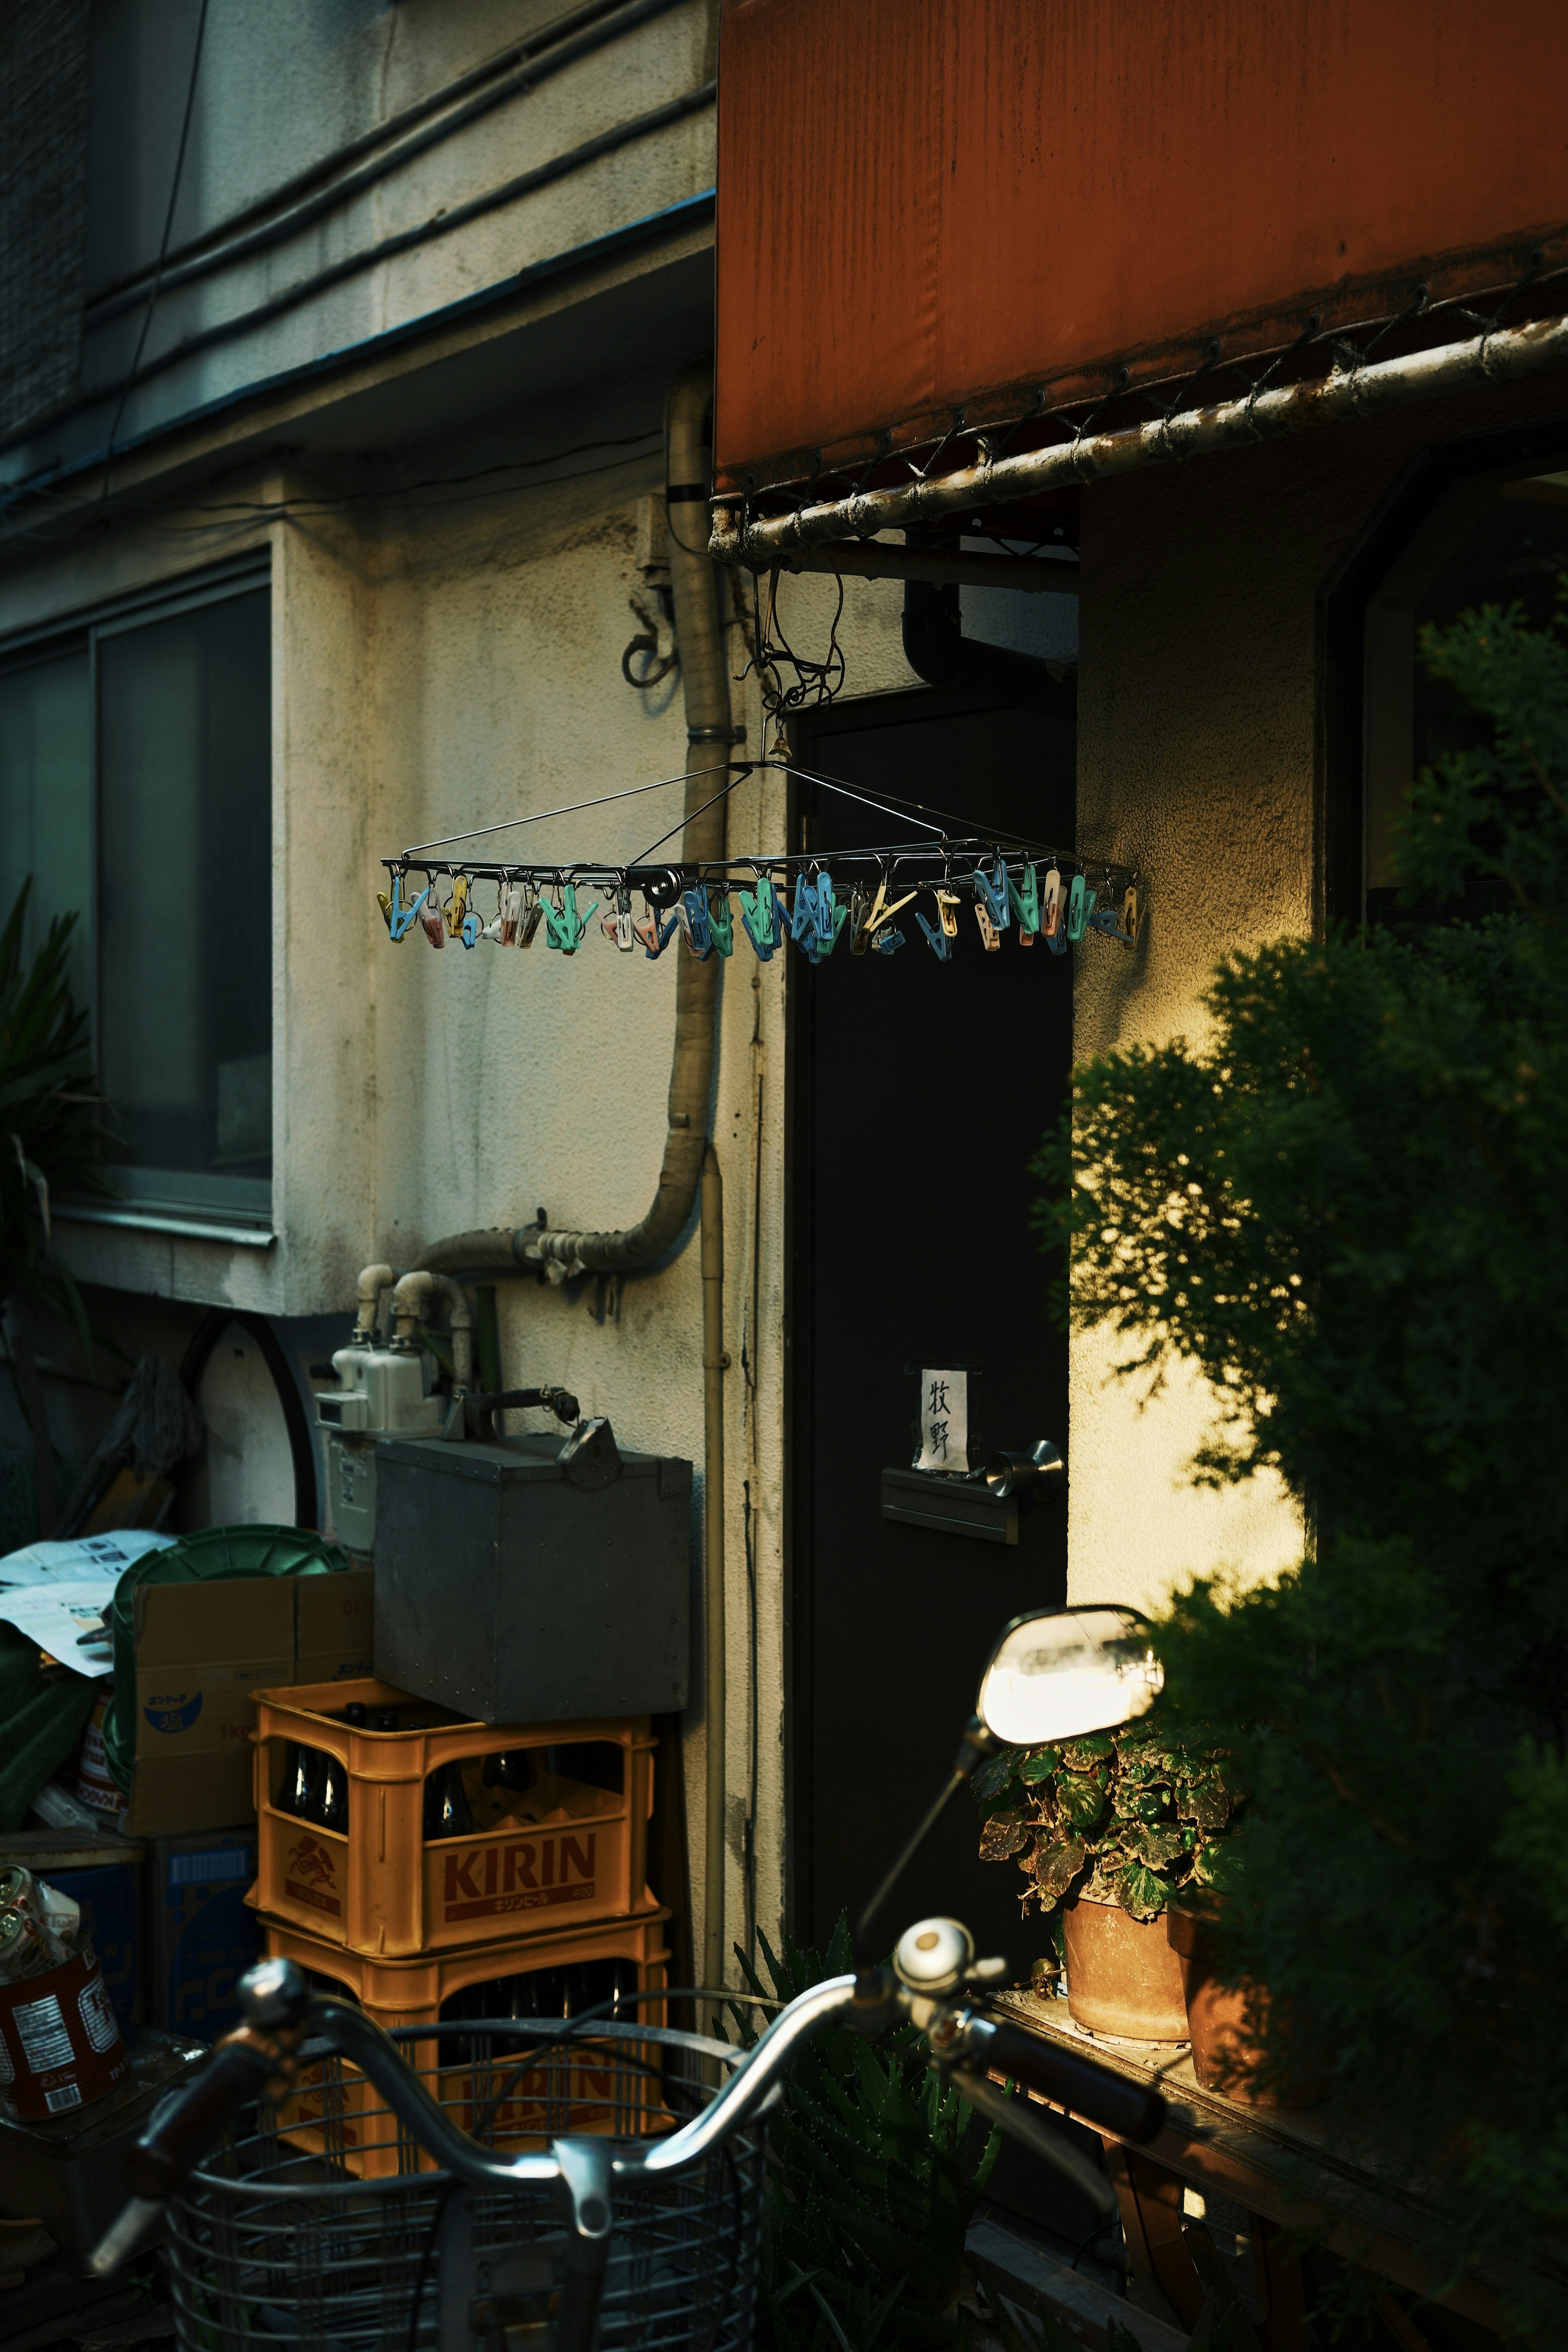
left=1363, top=468, right=1568, bottom=921
left=98, top=587, right=271, bottom=1215
left=0, top=650, right=93, bottom=1014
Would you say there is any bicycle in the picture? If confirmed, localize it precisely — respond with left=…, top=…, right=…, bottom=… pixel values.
left=92, top=1604, right=1169, bottom=2351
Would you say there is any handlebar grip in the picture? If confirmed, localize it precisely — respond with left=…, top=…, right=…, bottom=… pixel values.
left=977, top=2017, right=1166, bottom=2145
left=125, top=2038, right=276, bottom=2200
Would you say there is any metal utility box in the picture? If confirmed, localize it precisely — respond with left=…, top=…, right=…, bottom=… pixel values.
left=373, top=1432, right=691, bottom=1722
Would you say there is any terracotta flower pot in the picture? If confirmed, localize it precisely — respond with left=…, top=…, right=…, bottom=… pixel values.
left=1062, top=1893, right=1189, bottom=2040
left=1166, top=1902, right=1323, bottom=2109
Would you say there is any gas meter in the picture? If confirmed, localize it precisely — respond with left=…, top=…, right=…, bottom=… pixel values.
left=316, top=1343, right=458, bottom=1558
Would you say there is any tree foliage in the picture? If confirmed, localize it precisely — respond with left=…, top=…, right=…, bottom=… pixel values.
left=1035, top=595, right=1568, bottom=2321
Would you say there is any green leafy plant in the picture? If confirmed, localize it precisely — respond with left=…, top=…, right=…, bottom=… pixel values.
left=1031, top=589, right=1568, bottom=2323
left=732, top=1917, right=1004, bottom=2352
left=973, top=1722, right=1239, bottom=1922
left=0, top=883, right=118, bottom=1356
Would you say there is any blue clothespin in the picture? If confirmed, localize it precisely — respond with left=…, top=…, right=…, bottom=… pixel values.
left=974, top=854, right=1011, bottom=929
left=741, top=878, right=782, bottom=961
left=680, top=887, right=713, bottom=958
left=914, top=904, right=953, bottom=960
left=707, top=889, right=734, bottom=957
left=388, top=873, right=426, bottom=942
left=789, top=876, right=820, bottom=947
left=796, top=872, right=846, bottom=963
left=460, top=910, right=484, bottom=949
left=1008, top=863, right=1040, bottom=935
left=872, top=925, right=906, bottom=955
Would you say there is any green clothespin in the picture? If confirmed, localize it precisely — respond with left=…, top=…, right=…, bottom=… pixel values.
left=1066, top=873, right=1088, bottom=943
left=707, top=888, right=734, bottom=957
left=545, top=881, right=594, bottom=953
left=1008, top=863, right=1040, bottom=936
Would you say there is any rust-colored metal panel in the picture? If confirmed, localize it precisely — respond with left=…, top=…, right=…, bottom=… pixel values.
left=715, top=0, right=1568, bottom=491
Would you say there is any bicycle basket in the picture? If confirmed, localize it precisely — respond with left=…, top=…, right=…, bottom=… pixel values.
left=164, top=2020, right=764, bottom=2352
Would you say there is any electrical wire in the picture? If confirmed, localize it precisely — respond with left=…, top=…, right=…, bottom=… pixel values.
left=100, top=0, right=211, bottom=505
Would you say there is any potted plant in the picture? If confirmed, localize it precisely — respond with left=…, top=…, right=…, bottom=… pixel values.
left=973, top=1721, right=1238, bottom=2040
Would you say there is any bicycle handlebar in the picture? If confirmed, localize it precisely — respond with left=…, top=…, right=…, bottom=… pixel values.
left=91, top=1943, right=1167, bottom=2286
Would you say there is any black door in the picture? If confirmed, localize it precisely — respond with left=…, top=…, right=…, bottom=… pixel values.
left=788, top=688, right=1076, bottom=1968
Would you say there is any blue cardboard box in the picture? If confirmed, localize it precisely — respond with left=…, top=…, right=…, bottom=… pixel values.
left=149, top=1828, right=263, bottom=2040
left=0, top=1830, right=142, bottom=2029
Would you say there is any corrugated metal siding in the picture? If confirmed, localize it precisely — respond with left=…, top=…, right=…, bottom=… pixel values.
left=715, top=0, right=1568, bottom=491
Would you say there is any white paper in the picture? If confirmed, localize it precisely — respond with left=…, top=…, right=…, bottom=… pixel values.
left=915, top=1368, right=968, bottom=1474
left=0, top=1576, right=124, bottom=1676
left=0, top=1531, right=176, bottom=1588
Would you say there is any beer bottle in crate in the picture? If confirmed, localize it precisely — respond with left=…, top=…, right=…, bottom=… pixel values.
left=317, top=1753, right=350, bottom=1834
left=423, top=1760, right=472, bottom=1840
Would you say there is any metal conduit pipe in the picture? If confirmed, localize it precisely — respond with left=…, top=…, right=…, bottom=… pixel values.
left=710, top=311, right=1568, bottom=568
left=386, top=1269, right=475, bottom=1390
left=413, top=356, right=735, bottom=2000
left=352, top=1262, right=394, bottom=1345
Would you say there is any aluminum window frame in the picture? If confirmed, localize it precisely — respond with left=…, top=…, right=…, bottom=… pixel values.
left=0, top=548, right=275, bottom=1245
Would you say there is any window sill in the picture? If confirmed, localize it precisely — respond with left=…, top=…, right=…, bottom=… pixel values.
left=57, top=1203, right=276, bottom=1249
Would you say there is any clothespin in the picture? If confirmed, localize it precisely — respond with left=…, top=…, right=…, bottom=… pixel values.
left=740, top=877, right=783, bottom=961
left=1065, top=874, right=1092, bottom=943
left=517, top=884, right=544, bottom=948
left=872, top=925, right=906, bottom=956
left=498, top=881, right=523, bottom=946
left=544, top=881, right=594, bottom=954
left=853, top=871, right=917, bottom=954
left=1008, top=863, right=1040, bottom=943
left=388, top=872, right=427, bottom=942
left=973, top=854, right=1011, bottom=930
left=937, top=886, right=960, bottom=940
left=808, top=871, right=846, bottom=961
left=1088, top=880, right=1137, bottom=946
left=420, top=880, right=447, bottom=949
left=915, top=898, right=954, bottom=961
left=460, top=909, right=484, bottom=949
left=975, top=903, right=1002, bottom=951
left=376, top=888, right=394, bottom=933
left=634, top=895, right=680, bottom=958
left=600, top=881, right=636, bottom=952
left=707, top=888, right=734, bottom=957
left=443, top=876, right=470, bottom=939
left=789, top=875, right=820, bottom=947
left=679, top=887, right=714, bottom=958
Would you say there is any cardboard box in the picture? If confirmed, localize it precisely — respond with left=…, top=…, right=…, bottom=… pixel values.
left=147, top=1829, right=263, bottom=2041
left=126, top=1569, right=373, bottom=1836
left=0, top=1829, right=143, bottom=2031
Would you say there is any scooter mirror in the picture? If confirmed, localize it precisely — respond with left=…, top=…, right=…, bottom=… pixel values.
left=978, top=1605, right=1162, bottom=1748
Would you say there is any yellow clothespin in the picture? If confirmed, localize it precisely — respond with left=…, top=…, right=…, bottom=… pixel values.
left=443, top=875, right=469, bottom=938
left=937, top=887, right=960, bottom=939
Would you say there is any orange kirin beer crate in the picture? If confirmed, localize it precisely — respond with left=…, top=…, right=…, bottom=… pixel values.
left=261, top=1904, right=671, bottom=2178
left=251, top=1677, right=656, bottom=1958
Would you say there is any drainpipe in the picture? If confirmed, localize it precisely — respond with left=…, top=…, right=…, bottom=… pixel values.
left=901, top=532, right=1076, bottom=719
left=409, top=357, right=735, bottom=1997
left=700, top=1142, right=726, bottom=2015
